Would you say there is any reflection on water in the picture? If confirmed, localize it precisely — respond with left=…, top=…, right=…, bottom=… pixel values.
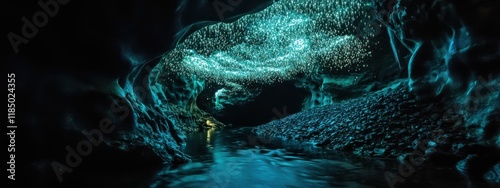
left=149, top=127, right=497, bottom=188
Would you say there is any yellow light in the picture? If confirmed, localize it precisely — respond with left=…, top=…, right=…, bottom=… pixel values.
left=206, top=120, right=216, bottom=127
left=207, top=127, right=214, bottom=142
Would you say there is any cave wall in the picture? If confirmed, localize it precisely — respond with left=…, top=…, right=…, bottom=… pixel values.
left=3, top=0, right=274, bottom=185
left=372, top=0, right=500, bottom=147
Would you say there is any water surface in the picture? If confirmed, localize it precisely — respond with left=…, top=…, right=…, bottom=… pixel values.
left=149, top=127, right=496, bottom=188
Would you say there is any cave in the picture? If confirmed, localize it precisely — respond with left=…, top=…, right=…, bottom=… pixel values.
left=5, top=0, right=500, bottom=187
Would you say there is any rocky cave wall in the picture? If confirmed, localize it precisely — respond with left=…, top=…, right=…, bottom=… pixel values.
left=6, top=0, right=273, bottom=185
left=373, top=0, right=500, bottom=146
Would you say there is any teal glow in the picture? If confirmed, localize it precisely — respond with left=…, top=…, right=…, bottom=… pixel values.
left=159, top=0, right=377, bottom=86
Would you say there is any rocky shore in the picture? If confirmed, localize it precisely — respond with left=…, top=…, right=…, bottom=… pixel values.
left=255, top=80, right=500, bottom=181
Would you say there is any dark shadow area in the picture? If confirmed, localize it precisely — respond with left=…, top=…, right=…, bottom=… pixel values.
left=198, top=81, right=308, bottom=127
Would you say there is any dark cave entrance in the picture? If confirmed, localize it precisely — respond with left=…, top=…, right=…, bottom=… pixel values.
left=196, top=81, right=308, bottom=127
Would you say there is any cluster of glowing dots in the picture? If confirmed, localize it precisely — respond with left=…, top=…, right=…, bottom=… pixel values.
left=161, top=0, right=376, bottom=85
